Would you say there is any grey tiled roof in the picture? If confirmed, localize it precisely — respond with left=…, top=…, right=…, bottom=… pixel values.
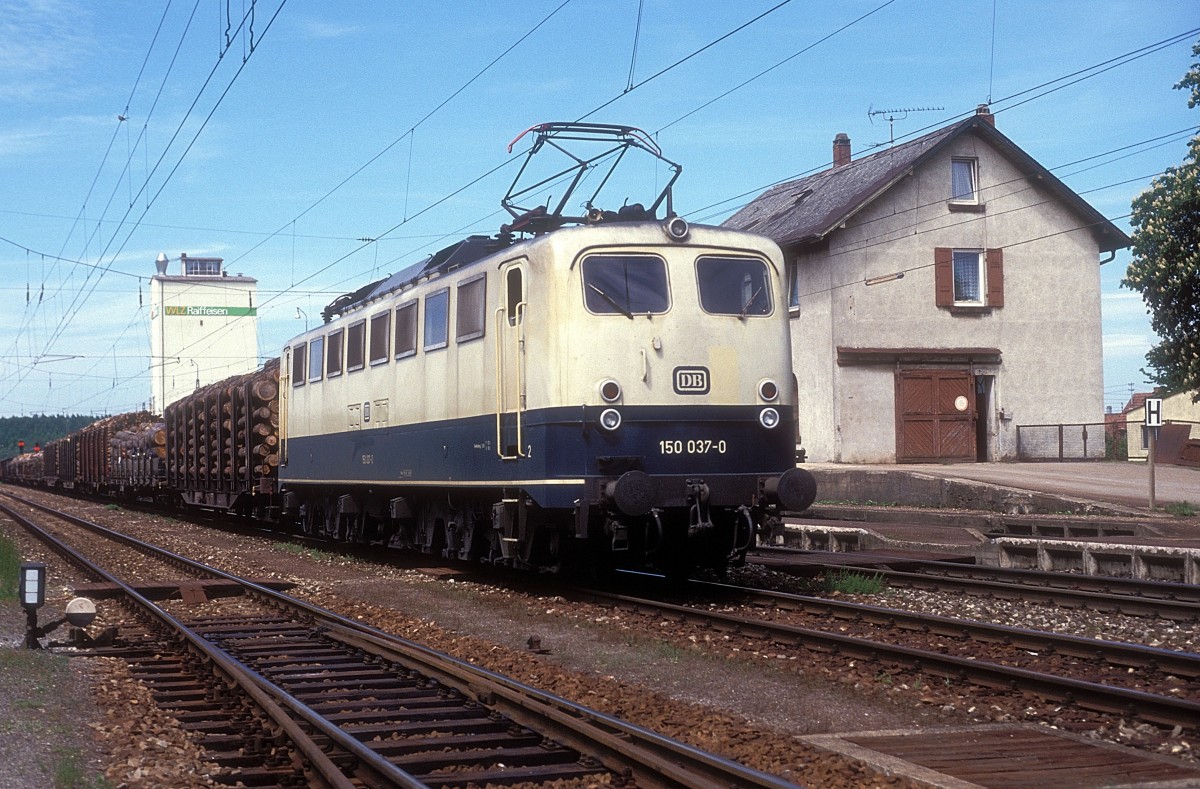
left=723, top=115, right=1131, bottom=253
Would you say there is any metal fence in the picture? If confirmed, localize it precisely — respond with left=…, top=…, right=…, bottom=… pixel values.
left=1016, top=423, right=1112, bottom=461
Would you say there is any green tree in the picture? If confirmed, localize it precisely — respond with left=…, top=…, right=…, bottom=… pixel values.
left=1124, top=40, right=1200, bottom=399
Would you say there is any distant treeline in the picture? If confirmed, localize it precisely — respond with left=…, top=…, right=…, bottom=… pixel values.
left=0, top=414, right=99, bottom=460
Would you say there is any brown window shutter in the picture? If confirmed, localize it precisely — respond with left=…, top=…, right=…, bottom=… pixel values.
left=934, top=247, right=953, bottom=307
left=986, top=248, right=1004, bottom=307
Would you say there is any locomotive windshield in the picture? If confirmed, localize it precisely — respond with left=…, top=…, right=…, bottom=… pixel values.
left=696, top=256, right=772, bottom=317
left=581, top=253, right=669, bottom=317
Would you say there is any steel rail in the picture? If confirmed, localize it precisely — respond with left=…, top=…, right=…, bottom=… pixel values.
left=570, top=583, right=1200, bottom=729
left=751, top=547, right=1200, bottom=620
left=896, top=559, right=1200, bottom=604
left=0, top=498, right=370, bottom=789
left=1, top=490, right=802, bottom=789
left=683, top=578, right=1200, bottom=679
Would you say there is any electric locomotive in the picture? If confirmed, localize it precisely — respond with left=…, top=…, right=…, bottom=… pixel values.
left=277, top=123, right=816, bottom=576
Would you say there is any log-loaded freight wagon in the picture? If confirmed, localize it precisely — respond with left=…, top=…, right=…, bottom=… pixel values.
left=164, top=359, right=280, bottom=512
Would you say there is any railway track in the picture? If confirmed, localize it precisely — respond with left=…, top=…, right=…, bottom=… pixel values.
left=568, top=573, right=1200, bottom=730
left=1, top=492, right=800, bottom=788
left=750, top=546, right=1200, bottom=620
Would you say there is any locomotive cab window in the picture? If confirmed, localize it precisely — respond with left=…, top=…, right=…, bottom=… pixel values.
left=369, top=311, right=390, bottom=365
left=395, top=301, right=418, bottom=359
left=581, top=253, right=669, bottom=316
left=326, top=328, right=343, bottom=377
left=307, top=337, right=324, bottom=383
left=347, top=320, right=366, bottom=371
left=424, top=288, right=450, bottom=351
left=291, top=343, right=306, bottom=386
left=696, top=256, right=772, bottom=316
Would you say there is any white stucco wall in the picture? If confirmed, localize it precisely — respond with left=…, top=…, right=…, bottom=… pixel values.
left=790, top=129, right=1108, bottom=463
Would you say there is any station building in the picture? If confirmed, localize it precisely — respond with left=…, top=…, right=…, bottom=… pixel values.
left=725, top=106, right=1131, bottom=463
left=149, top=252, right=259, bottom=413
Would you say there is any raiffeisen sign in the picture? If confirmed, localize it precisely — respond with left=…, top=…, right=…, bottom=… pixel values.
left=164, top=305, right=258, bottom=317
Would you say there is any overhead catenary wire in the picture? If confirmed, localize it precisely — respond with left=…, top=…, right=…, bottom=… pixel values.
left=4, top=11, right=1192, bottom=414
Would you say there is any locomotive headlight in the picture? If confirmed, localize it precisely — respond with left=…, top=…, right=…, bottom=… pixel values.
left=599, top=378, right=622, bottom=403
left=664, top=216, right=689, bottom=241
left=599, top=408, right=622, bottom=431
left=758, top=378, right=779, bottom=402
left=759, top=407, right=780, bottom=429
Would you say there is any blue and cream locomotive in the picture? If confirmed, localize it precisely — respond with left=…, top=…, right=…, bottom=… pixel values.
left=278, top=123, right=815, bottom=575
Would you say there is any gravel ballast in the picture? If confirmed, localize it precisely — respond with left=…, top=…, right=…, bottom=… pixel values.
left=2, top=488, right=1197, bottom=787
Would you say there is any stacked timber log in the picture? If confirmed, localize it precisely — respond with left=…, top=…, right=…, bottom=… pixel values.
left=41, top=436, right=73, bottom=483
left=164, top=359, right=281, bottom=499
left=10, top=451, right=44, bottom=481
left=77, top=412, right=154, bottom=488
left=109, top=419, right=167, bottom=488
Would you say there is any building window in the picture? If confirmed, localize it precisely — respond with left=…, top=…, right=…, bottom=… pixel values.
left=456, top=275, right=487, bottom=342
left=369, top=311, right=390, bottom=365
left=291, top=343, right=306, bottom=386
left=347, top=320, right=366, bottom=371
left=326, top=329, right=343, bottom=377
left=934, top=247, right=1004, bottom=309
left=395, top=301, right=418, bottom=358
left=951, top=158, right=977, bottom=202
left=307, top=337, right=324, bottom=383
left=424, top=288, right=450, bottom=351
left=787, top=260, right=801, bottom=311
left=183, top=257, right=222, bottom=276
left=952, top=250, right=983, bottom=304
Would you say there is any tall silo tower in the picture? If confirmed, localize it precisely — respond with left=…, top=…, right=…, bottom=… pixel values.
left=149, top=252, right=259, bottom=413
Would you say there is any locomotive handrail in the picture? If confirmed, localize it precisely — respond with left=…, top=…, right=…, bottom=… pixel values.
left=494, top=302, right=527, bottom=460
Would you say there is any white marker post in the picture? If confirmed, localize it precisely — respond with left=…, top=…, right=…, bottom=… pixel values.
left=1145, top=397, right=1163, bottom=510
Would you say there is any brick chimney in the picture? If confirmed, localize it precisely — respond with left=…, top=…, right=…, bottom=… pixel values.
left=975, top=104, right=994, bottom=127
left=832, top=133, right=851, bottom=167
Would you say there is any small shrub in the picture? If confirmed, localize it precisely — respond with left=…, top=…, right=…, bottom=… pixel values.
left=824, top=567, right=887, bottom=595
left=0, top=533, right=19, bottom=600
left=1165, top=501, right=1198, bottom=517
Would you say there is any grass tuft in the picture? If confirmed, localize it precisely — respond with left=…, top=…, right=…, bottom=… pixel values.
left=824, top=567, right=887, bottom=595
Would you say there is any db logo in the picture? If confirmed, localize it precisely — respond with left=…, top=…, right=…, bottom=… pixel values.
left=673, top=366, right=710, bottom=395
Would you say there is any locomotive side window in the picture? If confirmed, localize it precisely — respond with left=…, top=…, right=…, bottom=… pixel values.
left=456, top=274, right=486, bottom=343
left=395, top=301, right=418, bottom=359
left=307, top=337, right=324, bottom=383
left=369, top=311, right=390, bottom=365
left=581, top=253, right=668, bottom=316
left=696, top=256, right=772, bottom=317
left=326, top=328, right=344, bottom=378
left=505, top=267, right=524, bottom=325
left=424, top=288, right=449, bottom=351
left=347, top=320, right=366, bottom=371
left=291, top=343, right=306, bottom=386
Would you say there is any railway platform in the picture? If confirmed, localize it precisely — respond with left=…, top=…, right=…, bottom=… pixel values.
left=777, top=461, right=1200, bottom=583
left=805, top=460, right=1199, bottom=515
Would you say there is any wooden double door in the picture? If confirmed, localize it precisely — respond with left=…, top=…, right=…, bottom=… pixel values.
left=896, top=369, right=976, bottom=462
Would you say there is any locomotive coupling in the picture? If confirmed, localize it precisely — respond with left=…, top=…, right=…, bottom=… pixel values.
left=762, top=467, right=818, bottom=513
left=604, top=470, right=655, bottom=517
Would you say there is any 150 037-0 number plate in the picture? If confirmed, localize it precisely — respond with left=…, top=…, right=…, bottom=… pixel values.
left=659, top=439, right=727, bottom=455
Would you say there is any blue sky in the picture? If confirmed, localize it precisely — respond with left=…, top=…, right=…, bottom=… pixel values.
left=0, top=0, right=1196, bottom=418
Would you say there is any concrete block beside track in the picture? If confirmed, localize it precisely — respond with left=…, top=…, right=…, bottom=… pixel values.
left=980, top=537, right=1200, bottom=584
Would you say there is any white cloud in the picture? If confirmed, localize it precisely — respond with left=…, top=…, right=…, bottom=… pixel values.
left=295, top=19, right=362, bottom=40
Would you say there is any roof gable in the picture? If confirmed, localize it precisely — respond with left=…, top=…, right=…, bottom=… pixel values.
left=724, top=115, right=1131, bottom=254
